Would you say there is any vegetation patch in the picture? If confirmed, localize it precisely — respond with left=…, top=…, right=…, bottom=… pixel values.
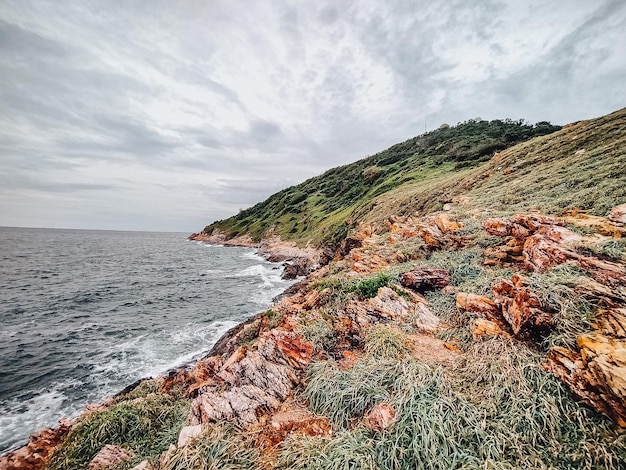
left=297, top=339, right=626, bottom=469
left=46, top=392, right=189, bottom=470
left=159, top=423, right=259, bottom=470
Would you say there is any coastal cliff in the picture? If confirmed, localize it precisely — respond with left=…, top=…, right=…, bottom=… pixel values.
left=2, top=108, right=626, bottom=469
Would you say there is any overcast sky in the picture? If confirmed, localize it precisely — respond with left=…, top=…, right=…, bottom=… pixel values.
left=0, top=1, right=624, bottom=232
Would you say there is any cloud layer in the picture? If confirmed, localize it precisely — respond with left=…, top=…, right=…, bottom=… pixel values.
left=1, top=0, right=624, bottom=231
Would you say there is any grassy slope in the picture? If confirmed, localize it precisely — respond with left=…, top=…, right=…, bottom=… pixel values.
left=203, top=119, right=562, bottom=246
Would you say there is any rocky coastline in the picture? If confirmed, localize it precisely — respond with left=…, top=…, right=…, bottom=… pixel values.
left=3, top=205, right=626, bottom=469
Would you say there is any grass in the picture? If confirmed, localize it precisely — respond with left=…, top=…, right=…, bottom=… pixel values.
left=525, top=263, right=595, bottom=350
left=46, top=391, right=189, bottom=470
left=294, top=338, right=626, bottom=470
left=297, top=318, right=337, bottom=353
left=158, top=423, right=259, bottom=470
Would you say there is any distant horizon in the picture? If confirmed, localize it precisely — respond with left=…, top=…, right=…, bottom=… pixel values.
left=0, top=224, right=192, bottom=234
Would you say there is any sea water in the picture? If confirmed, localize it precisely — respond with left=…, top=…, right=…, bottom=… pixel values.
left=0, top=227, right=294, bottom=453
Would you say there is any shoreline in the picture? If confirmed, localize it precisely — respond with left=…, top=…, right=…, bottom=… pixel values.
left=0, top=234, right=319, bottom=466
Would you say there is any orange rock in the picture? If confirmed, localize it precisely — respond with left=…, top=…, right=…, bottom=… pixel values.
left=337, top=350, right=360, bottom=369
left=434, top=214, right=463, bottom=233
left=456, top=293, right=500, bottom=317
left=472, top=318, right=511, bottom=341
left=492, top=275, right=552, bottom=335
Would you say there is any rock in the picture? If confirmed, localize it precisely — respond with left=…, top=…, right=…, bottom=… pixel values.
left=472, top=318, right=511, bottom=341
left=434, top=214, right=463, bottom=233
left=483, top=214, right=626, bottom=285
left=546, top=341, right=626, bottom=427
left=492, top=275, right=553, bottom=336
left=369, top=287, right=439, bottom=331
left=281, top=258, right=312, bottom=280
left=0, top=419, right=73, bottom=470
left=609, top=204, right=626, bottom=225
left=189, top=332, right=313, bottom=426
left=88, top=445, right=134, bottom=470
left=456, top=293, right=500, bottom=318
left=364, top=403, right=397, bottom=431
left=594, top=308, right=626, bottom=337
left=400, top=267, right=451, bottom=292
left=177, top=424, right=203, bottom=447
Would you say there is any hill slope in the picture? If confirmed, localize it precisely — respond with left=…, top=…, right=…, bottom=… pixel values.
left=204, top=118, right=562, bottom=246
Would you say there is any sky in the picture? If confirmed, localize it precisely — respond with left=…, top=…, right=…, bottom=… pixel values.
left=0, top=1, right=624, bottom=232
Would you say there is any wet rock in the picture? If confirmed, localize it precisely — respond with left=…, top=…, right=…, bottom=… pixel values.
left=364, top=403, right=397, bottom=431
left=400, top=267, right=450, bottom=292
left=281, top=258, right=312, bottom=280
left=88, top=445, right=134, bottom=470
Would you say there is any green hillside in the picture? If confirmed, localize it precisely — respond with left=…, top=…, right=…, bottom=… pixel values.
left=204, top=118, right=561, bottom=245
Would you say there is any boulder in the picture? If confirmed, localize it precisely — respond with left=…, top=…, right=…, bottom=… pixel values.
left=492, top=275, right=553, bottom=335
left=400, top=267, right=451, bottom=292
left=88, top=445, right=134, bottom=470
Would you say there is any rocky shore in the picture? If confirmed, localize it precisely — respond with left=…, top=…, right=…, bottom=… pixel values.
left=3, top=205, right=625, bottom=469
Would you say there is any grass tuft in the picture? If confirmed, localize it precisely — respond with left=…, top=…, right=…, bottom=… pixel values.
left=159, top=423, right=259, bottom=470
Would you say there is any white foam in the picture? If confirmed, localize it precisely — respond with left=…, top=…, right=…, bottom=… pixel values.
left=240, top=250, right=265, bottom=262
left=0, top=380, right=84, bottom=453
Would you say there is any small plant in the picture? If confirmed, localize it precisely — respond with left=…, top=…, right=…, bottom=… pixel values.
left=264, top=309, right=283, bottom=329
left=298, top=319, right=336, bottom=353
left=364, top=325, right=410, bottom=360
left=351, top=273, right=392, bottom=298
left=238, top=320, right=261, bottom=346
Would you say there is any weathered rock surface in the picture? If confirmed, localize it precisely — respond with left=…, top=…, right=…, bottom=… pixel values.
left=483, top=213, right=626, bottom=285
left=364, top=403, right=397, bottom=431
left=88, top=444, right=134, bottom=470
left=189, top=331, right=313, bottom=426
left=0, top=419, right=73, bottom=470
left=609, top=204, right=626, bottom=225
left=492, top=275, right=553, bottom=335
left=400, top=267, right=450, bottom=292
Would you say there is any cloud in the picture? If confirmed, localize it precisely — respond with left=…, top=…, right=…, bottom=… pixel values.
left=0, top=0, right=624, bottom=231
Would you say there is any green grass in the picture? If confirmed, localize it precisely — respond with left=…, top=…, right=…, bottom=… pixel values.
left=297, top=318, right=337, bottom=353
left=46, top=392, right=189, bottom=470
left=202, top=118, right=562, bottom=246
left=295, top=338, right=626, bottom=470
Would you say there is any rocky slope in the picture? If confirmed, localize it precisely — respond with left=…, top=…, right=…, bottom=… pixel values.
left=2, top=108, right=626, bottom=470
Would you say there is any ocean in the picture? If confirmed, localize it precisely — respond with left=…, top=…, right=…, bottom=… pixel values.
left=0, top=227, right=294, bottom=453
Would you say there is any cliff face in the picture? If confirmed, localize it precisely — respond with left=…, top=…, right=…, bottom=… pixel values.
left=3, top=109, right=626, bottom=470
